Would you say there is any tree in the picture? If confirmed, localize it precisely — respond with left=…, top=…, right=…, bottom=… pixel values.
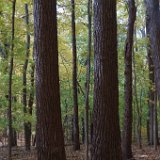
left=91, top=0, right=122, bottom=159
left=34, top=0, right=66, bottom=159
left=146, top=2, right=154, bottom=145
left=85, top=0, right=92, bottom=159
left=145, top=0, right=160, bottom=96
left=122, top=0, right=136, bottom=159
left=71, top=0, right=80, bottom=150
left=28, top=61, right=35, bottom=146
left=8, top=0, right=16, bottom=159
left=145, top=0, right=160, bottom=147
left=23, top=3, right=31, bottom=151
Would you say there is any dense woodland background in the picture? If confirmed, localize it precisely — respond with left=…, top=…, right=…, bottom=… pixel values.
left=0, top=0, right=160, bottom=159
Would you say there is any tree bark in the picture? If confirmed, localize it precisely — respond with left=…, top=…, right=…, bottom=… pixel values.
left=145, top=0, right=160, bottom=97
left=8, top=0, right=16, bottom=159
left=34, top=0, right=66, bottom=159
left=91, top=0, right=122, bottom=159
left=71, top=0, right=80, bottom=151
left=23, top=3, right=31, bottom=151
left=122, top=1, right=136, bottom=159
left=11, top=129, right=17, bottom=147
left=145, top=0, right=160, bottom=146
left=85, top=0, right=92, bottom=159
left=133, top=29, right=142, bottom=149
left=154, top=92, right=157, bottom=150
left=28, top=62, right=35, bottom=146
left=146, top=5, right=154, bottom=145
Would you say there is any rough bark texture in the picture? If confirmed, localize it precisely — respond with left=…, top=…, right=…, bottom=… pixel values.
left=8, top=0, right=16, bottom=159
left=23, top=4, right=31, bottom=151
left=71, top=0, right=80, bottom=151
left=145, top=0, right=160, bottom=96
left=122, top=0, right=136, bottom=159
left=91, top=0, right=122, bottom=159
left=34, top=0, right=66, bottom=159
left=145, top=0, right=160, bottom=146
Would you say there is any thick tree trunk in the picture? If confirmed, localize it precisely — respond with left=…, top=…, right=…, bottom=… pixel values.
left=91, top=0, right=122, bottom=159
left=71, top=0, right=80, bottom=151
left=34, top=0, right=66, bottom=159
left=8, top=0, right=16, bottom=159
left=23, top=4, right=31, bottom=151
left=122, top=1, right=136, bottom=159
left=145, top=0, right=160, bottom=96
left=145, top=0, right=160, bottom=146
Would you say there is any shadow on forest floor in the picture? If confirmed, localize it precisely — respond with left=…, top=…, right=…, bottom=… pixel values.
left=0, top=145, right=160, bottom=159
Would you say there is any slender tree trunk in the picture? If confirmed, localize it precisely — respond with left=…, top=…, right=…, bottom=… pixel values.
left=28, top=62, right=35, bottom=146
left=23, top=3, right=31, bottom=151
left=34, top=0, right=66, bottom=159
left=122, top=1, right=136, bottom=159
left=156, top=98, right=159, bottom=145
left=133, top=31, right=142, bottom=149
left=91, top=0, right=122, bottom=159
left=72, top=116, right=74, bottom=144
left=154, top=91, right=157, bottom=150
left=71, top=0, right=80, bottom=151
left=139, top=89, right=143, bottom=147
left=133, top=101, right=136, bottom=142
left=64, top=99, right=69, bottom=143
left=90, top=121, right=93, bottom=144
left=85, top=0, right=92, bottom=159
left=11, top=129, right=17, bottom=146
left=8, top=0, right=16, bottom=159
left=82, top=117, right=85, bottom=144
left=12, top=97, right=17, bottom=147
left=145, top=1, right=154, bottom=145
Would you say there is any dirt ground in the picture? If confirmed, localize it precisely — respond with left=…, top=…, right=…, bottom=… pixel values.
left=0, top=145, right=160, bottom=160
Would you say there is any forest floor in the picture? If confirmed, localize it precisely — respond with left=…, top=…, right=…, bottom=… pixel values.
left=0, top=145, right=160, bottom=160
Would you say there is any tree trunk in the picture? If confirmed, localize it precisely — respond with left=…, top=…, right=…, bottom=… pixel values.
left=91, top=0, right=122, bottom=159
left=28, top=63, right=35, bottom=146
left=145, top=0, right=160, bottom=146
left=145, top=0, right=160, bottom=97
left=71, top=0, right=80, bottom=151
left=154, top=92, right=157, bottom=150
left=146, top=9, right=154, bottom=145
left=133, top=30, right=142, bottom=149
left=82, top=117, right=85, bottom=144
left=64, top=99, right=69, bottom=143
left=11, top=129, right=17, bottom=147
left=8, top=0, right=16, bottom=159
left=23, top=3, right=31, bottom=151
left=122, top=1, right=136, bottom=159
left=34, top=0, right=66, bottom=159
left=85, top=0, right=92, bottom=159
